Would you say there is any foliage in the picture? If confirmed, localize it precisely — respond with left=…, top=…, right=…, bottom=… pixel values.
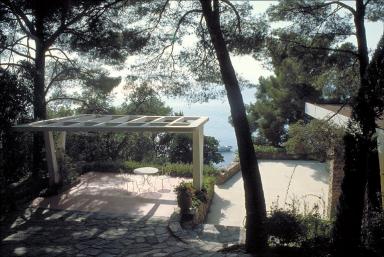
left=284, top=119, right=344, bottom=161
left=247, top=63, right=322, bottom=146
left=267, top=208, right=306, bottom=246
left=174, top=181, right=194, bottom=213
left=124, top=161, right=219, bottom=178
left=160, top=134, right=224, bottom=165
left=267, top=203, right=332, bottom=255
left=0, top=69, right=34, bottom=215
left=120, top=83, right=172, bottom=115
left=0, top=69, right=33, bottom=185
left=362, top=210, right=384, bottom=256
left=254, top=145, right=286, bottom=154
left=174, top=177, right=215, bottom=211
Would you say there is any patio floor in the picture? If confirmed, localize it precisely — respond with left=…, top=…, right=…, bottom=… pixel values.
left=30, top=172, right=190, bottom=219
left=207, top=160, right=329, bottom=227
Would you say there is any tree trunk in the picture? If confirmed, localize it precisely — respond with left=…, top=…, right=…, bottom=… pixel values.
left=332, top=1, right=381, bottom=255
left=199, top=0, right=267, bottom=253
left=32, top=11, right=48, bottom=179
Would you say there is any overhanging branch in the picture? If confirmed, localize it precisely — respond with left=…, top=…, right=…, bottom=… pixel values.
left=278, top=38, right=359, bottom=57
left=219, top=0, right=241, bottom=33
left=0, top=0, right=38, bottom=39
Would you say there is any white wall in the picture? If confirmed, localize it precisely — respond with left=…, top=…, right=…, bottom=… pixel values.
left=304, top=103, right=349, bottom=127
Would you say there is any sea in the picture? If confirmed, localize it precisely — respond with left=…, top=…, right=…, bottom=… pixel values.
left=164, top=87, right=257, bottom=168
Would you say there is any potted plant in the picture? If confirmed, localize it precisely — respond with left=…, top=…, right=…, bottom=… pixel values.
left=174, top=182, right=194, bottom=214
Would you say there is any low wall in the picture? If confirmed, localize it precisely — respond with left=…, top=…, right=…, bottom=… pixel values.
left=216, top=162, right=241, bottom=185
left=256, top=152, right=315, bottom=161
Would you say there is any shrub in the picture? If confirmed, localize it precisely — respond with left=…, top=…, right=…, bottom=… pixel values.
left=254, top=145, right=286, bottom=154
left=174, top=176, right=215, bottom=223
left=124, top=161, right=219, bottom=178
left=362, top=210, right=384, bottom=256
left=174, top=181, right=194, bottom=214
left=80, top=160, right=127, bottom=173
left=267, top=200, right=331, bottom=248
left=284, top=119, right=344, bottom=161
left=267, top=208, right=305, bottom=245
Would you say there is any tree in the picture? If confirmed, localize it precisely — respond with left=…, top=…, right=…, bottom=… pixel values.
left=268, top=1, right=383, bottom=255
left=0, top=0, right=148, bottom=182
left=121, top=83, right=172, bottom=115
left=160, top=134, right=223, bottom=165
left=247, top=33, right=357, bottom=146
left=284, top=119, right=344, bottom=161
left=198, top=1, right=268, bottom=251
left=127, top=0, right=268, bottom=252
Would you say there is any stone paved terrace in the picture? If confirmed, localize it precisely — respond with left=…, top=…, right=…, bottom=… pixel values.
left=1, top=207, right=250, bottom=257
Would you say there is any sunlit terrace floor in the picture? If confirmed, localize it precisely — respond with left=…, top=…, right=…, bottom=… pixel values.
left=30, top=172, right=190, bottom=219
left=207, top=160, right=329, bottom=227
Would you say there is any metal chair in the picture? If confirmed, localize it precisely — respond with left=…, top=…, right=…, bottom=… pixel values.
left=156, top=166, right=171, bottom=192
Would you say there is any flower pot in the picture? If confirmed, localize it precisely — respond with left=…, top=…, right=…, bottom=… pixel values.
left=177, top=191, right=192, bottom=214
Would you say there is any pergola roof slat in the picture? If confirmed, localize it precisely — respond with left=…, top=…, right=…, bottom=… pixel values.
left=13, top=114, right=209, bottom=133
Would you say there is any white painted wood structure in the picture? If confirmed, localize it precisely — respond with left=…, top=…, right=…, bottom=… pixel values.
left=305, top=102, right=384, bottom=208
left=13, top=114, right=209, bottom=190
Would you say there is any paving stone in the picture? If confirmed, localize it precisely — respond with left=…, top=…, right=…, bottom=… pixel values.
left=98, top=253, right=116, bottom=257
left=135, top=236, right=146, bottom=243
left=1, top=207, right=246, bottom=257
left=152, top=253, right=169, bottom=257
left=82, top=248, right=102, bottom=256
left=104, top=248, right=121, bottom=254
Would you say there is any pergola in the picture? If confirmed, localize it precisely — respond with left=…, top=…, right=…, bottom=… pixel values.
left=13, top=114, right=209, bottom=190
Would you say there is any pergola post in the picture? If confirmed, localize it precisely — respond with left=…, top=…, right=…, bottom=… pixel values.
left=43, top=131, right=60, bottom=186
left=57, top=131, right=66, bottom=161
left=192, top=126, right=204, bottom=190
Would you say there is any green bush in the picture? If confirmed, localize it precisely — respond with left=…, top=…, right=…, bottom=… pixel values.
left=284, top=119, right=344, bottom=161
left=267, top=209, right=305, bottom=245
left=124, top=160, right=219, bottom=178
left=267, top=203, right=331, bottom=248
left=80, top=160, right=127, bottom=173
left=254, top=145, right=286, bottom=154
left=362, top=210, right=384, bottom=256
left=80, top=160, right=220, bottom=179
left=174, top=176, right=215, bottom=210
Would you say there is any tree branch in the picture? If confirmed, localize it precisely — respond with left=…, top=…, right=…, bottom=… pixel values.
left=46, top=97, right=88, bottom=106
left=325, top=101, right=351, bottom=122
left=47, top=47, right=75, bottom=66
left=219, top=0, right=241, bottom=33
left=0, top=0, right=38, bottom=39
left=3, top=46, right=35, bottom=60
left=278, top=38, right=359, bottom=57
left=283, top=1, right=356, bottom=16
left=150, top=0, right=170, bottom=31
left=0, top=62, right=30, bottom=70
left=45, top=67, right=80, bottom=95
left=46, top=0, right=125, bottom=46
left=330, top=1, right=356, bottom=15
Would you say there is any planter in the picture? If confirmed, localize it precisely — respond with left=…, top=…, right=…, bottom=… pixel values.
left=177, top=191, right=193, bottom=214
